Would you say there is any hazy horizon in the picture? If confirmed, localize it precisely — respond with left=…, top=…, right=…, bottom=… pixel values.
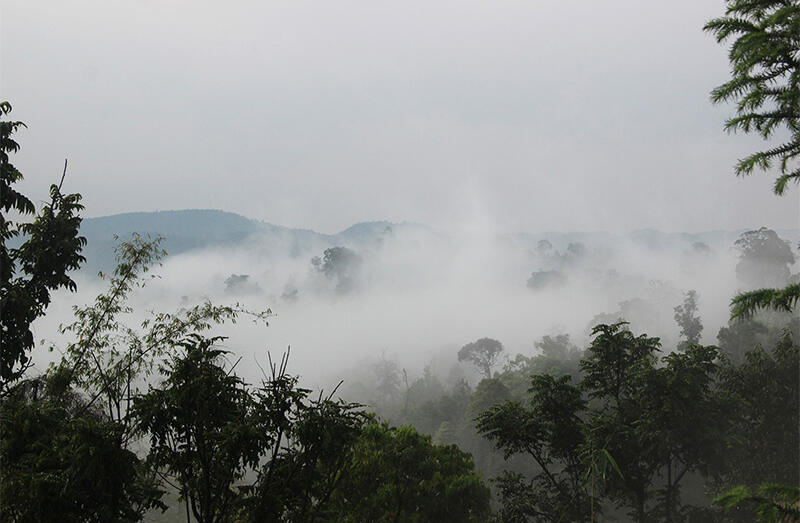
left=3, top=0, right=798, bottom=236
left=81, top=207, right=800, bottom=237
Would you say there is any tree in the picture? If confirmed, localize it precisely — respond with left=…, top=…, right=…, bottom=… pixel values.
left=372, top=353, right=402, bottom=406
left=468, top=377, right=511, bottom=420
left=496, top=334, right=583, bottom=400
left=0, top=372, right=163, bottom=522
left=133, top=334, right=257, bottom=523
left=674, top=290, right=703, bottom=350
left=734, top=227, right=795, bottom=289
left=0, top=101, right=86, bottom=392
left=0, top=106, right=181, bottom=522
left=704, top=0, right=800, bottom=195
left=534, top=239, right=553, bottom=257
left=717, top=314, right=771, bottom=365
left=224, top=274, right=260, bottom=295
left=636, top=345, right=728, bottom=522
left=526, top=270, right=567, bottom=290
left=240, top=353, right=367, bottom=522
left=706, top=2, right=800, bottom=320
left=584, top=327, right=728, bottom=522
left=481, top=323, right=729, bottom=522
left=477, top=374, right=589, bottom=522
left=715, top=333, right=799, bottom=490
left=731, top=284, right=800, bottom=320
left=311, top=246, right=362, bottom=293
left=458, top=337, right=504, bottom=379
left=137, top=340, right=368, bottom=523
left=579, top=323, right=662, bottom=522
left=535, top=333, right=582, bottom=361
left=729, top=227, right=798, bottom=319
left=329, top=422, right=491, bottom=523
left=714, top=483, right=800, bottom=522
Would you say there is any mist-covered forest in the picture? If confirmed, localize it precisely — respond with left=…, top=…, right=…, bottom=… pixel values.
left=2, top=0, right=799, bottom=522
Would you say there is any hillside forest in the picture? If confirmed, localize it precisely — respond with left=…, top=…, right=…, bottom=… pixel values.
left=2, top=1, right=799, bottom=522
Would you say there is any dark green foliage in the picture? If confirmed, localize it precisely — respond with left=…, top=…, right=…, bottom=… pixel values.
left=674, top=290, right=703, bottom=350
left=329, top=422, right=491, bottom=523
left=580, top=323, right=661, bottom=405
left=406, top=377, right=472, bottom=440
left=636, top=346, right=728, bottom=522
left=581, top=324, right=729, bottom=522
left=0, top=101, right=86, bottom=390
left=0, top=109, right=166, bottom=522
left=717, top=315, right=771, bottom=365
left=0, top=375, right=163, bottom=522
left=716, top=309, right=798, bottom=365
left=458, top=337, right=504, bottom=379
left=730, top=284, right=800, bottom=320
left=705, top=0, right=800, bottom=195
left=134, top=335, right=373, bottom=523
left=133, top=335, right=256, bottom=523
left=478, top=323, right=731, bottom=522
left=714, top=483, right=800, bottom=522
left=477, top=374, right=588, bottom=522
left=579, top=324, right=664, bottom=522
left=468, top=378, right=512, bottom=421
left=715, top=333, right=799, bottom=489
left=241, top=355, right=367, bottom=522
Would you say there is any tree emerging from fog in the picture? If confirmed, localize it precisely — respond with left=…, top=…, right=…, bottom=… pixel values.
left=458, top=337, right=504, bottom=379
left=312, top=246, right=362, bottom=293
left=674, top=290, right=703, bottom=350
left=734, top=227, right=795, bottom=289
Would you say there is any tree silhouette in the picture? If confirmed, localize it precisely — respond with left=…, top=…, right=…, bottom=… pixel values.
left=458, top=338, right=504, bottom=379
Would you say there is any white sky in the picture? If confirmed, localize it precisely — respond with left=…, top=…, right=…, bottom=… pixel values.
left=2, top=0, right=798, bottom=234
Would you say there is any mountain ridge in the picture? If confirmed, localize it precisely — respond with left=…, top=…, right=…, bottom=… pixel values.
left=77, top=209, right=799, bottom=274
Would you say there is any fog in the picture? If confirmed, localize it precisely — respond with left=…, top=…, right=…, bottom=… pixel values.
left=7, top=0, right=798, bottom=389
left=30, top=217, right=794, bottom=391
left=3, top=0, right=798, bottom=234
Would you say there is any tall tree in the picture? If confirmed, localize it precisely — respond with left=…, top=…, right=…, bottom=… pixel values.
left=733, top=227, right=795, bottom=289
left=311, top=246, right=362, bottom=293
left=729, top=227, right=798, bottom=319
left=458, top=337, right=504, bottom=379
left=0, top=101, right=86, bottom=392
left=580, top=323, right=662, bottom=522
left=481, top=323, right=729, bottom=522
left=715, top=333, right=799, bottom=490
left=133, top=335, right=257, bottom=523
left=674, top=290, right=703, bottom=350
left=477, top=374, right=589, bottom=522
left=0, top=108, right=166, bottom=521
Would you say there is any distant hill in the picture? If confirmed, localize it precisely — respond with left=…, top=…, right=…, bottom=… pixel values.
left=76, top=209, right=800, bottom=275
left=77, top=210, right=430, bottom=274
left=79, top=210, right=265, bottom=273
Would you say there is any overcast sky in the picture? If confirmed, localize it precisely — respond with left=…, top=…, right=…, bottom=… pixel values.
left=2, top=0, right=798, bottom=234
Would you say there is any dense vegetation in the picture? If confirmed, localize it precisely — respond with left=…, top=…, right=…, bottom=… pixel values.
left=2, top=1, right=799, bottom=521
